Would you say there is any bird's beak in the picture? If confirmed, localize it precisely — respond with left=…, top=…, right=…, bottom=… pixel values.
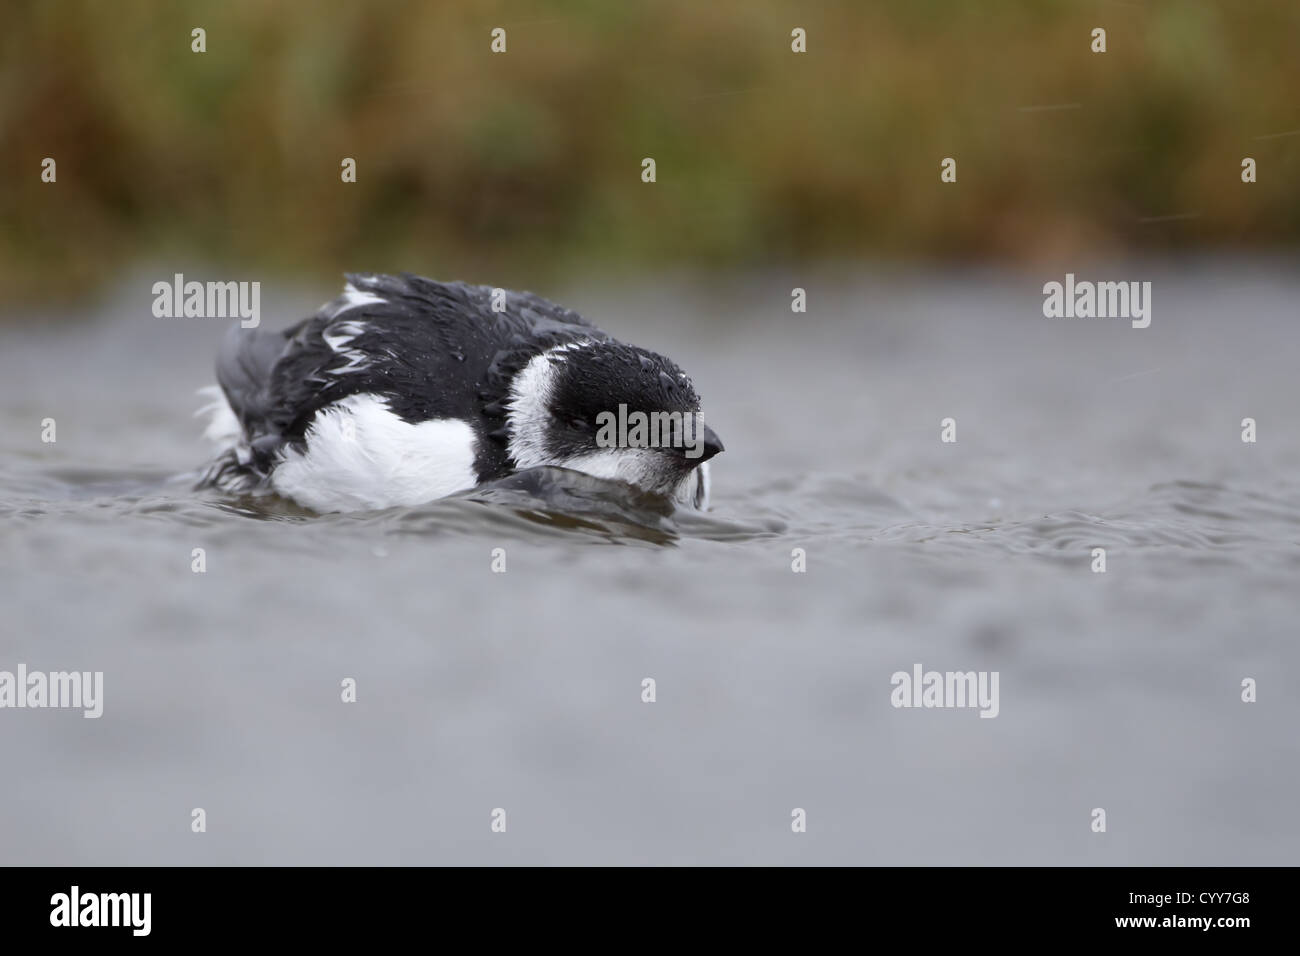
left=697, top=424, right=724, bottom=463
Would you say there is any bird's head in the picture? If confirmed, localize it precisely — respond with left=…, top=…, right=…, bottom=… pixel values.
left=505, top=340, right=723, bottom=508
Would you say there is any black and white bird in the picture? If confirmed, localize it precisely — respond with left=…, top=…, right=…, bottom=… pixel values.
left=198, top=273, right=723, bottom=513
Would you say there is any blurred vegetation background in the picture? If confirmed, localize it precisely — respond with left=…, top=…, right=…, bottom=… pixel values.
left=1, top=0, right=1297, bottom=304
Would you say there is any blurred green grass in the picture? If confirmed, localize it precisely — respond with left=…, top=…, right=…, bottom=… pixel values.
left=1, top=0, right=1297, bottom=303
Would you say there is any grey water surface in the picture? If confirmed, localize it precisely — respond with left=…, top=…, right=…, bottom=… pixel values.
left=1, top=260, right=1297, bottom=865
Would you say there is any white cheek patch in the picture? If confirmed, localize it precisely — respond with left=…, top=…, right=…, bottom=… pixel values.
left=271, top=394, right=479, bottom=512
left=505, top=341, right=593, bottom=468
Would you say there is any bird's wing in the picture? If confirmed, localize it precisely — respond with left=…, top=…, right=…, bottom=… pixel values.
left=215, top=273, right=607, bottom=455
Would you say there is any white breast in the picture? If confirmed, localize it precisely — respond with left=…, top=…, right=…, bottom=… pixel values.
left=270, top=393, right=479, bottom=512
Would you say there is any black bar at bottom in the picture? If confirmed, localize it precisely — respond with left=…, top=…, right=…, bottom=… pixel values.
left=1, top=866, right=1281, bottom=941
